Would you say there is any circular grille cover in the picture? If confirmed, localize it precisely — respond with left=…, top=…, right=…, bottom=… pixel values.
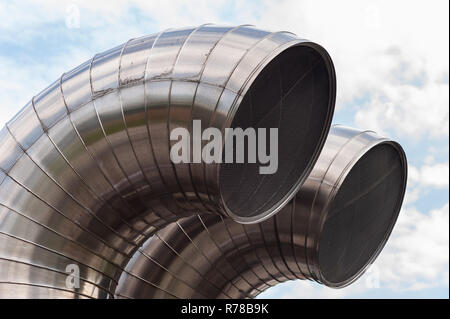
left=318, top=143, right=406, bottom=285
left=220, top=45, right=333, bottom=220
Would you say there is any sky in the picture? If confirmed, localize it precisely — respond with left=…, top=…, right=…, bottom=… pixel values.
left=0, top=0, right=448, bottom=299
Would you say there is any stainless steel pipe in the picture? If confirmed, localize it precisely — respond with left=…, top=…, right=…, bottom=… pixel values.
left=0, top=25, right=336, bottom=298
left=115, top=126, right=407, bottom=299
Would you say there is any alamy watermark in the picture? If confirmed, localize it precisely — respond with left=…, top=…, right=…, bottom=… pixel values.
left=170, top=120, right=279, bottom=175
left=65, top=4, right=80, bottom=29
left=65, top=263, right=80, bottom=289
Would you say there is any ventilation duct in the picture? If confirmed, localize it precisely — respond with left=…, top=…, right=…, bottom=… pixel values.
left=115, top=125, right=407, bottom=299
left=0, top=24, right=337, bottom=298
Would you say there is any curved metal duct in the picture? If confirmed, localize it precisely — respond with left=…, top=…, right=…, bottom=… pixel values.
left=115, top=126, right=407, bottom=299
left=0, top=25, right=336, bottom=298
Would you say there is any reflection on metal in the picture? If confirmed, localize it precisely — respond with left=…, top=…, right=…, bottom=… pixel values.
left=0, top=24, right=406, bottom=299
left=115, top=126, right=407, bottom=298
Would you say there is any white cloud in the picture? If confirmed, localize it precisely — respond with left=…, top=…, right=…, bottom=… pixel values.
left=409, top=162, right=449, bottom=189
left=375, top=203, right=449, bottom=291
left=258, top=279, right=353, bottom=299
left=403, top=187, right=421, bottom=206
left=251, top=0, right=449, bottom=140
left=354, top=82, right=449, bottom=139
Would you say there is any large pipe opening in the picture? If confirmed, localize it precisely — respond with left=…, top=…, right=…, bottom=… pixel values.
left=220, top=44, right=334, bottom=223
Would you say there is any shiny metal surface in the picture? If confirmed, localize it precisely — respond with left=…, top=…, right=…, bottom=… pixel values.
left=0, top=24, right=337, bottom=298
left=115, top=126, right=408, bottom=298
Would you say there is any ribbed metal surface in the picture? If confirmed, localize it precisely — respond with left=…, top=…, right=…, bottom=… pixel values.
left=0, top=24, right=337, bottom=298
left=115, top=126, right=407, bottom=298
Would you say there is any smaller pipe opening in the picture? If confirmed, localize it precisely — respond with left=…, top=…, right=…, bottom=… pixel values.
left=318, top=142, right=407, bottom=287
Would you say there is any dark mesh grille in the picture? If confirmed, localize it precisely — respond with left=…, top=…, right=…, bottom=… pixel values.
left=318, top=143, right=405, bottom=284
left=219, top=45, right=332, bottom=219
